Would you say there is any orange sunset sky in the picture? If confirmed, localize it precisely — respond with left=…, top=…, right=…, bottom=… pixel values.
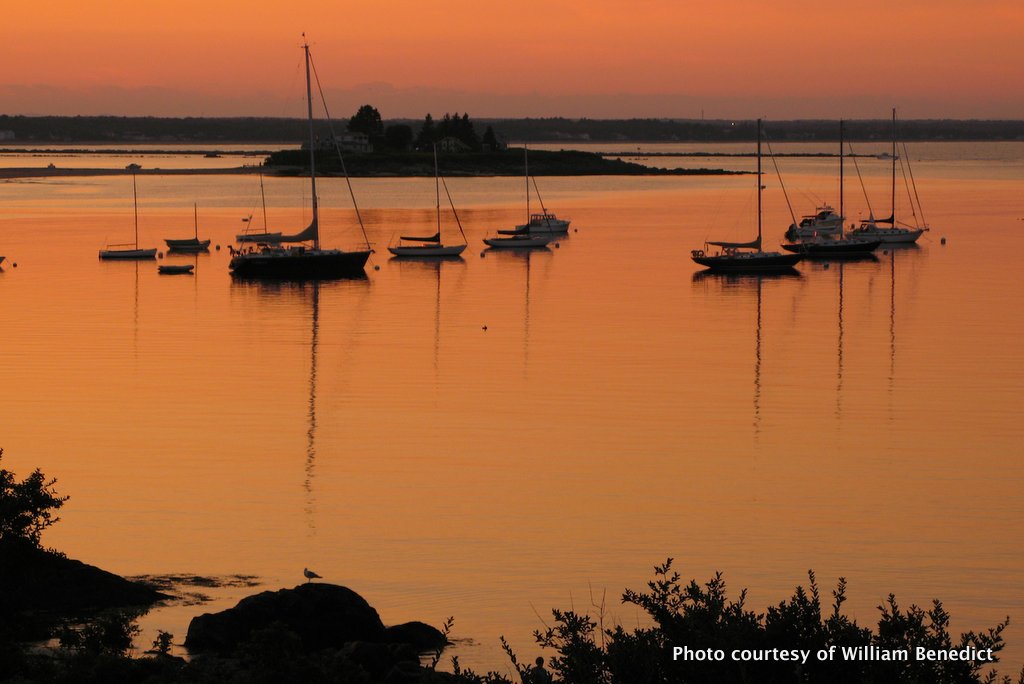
left=2, top=0, right=1022, bottom=119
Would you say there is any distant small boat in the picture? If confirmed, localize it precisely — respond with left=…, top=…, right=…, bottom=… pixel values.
left=99, top=174, right=158, bottom=260
left=165, top=204, right=211, bottom=252
left=158, top=264, right=195, bottom=275
left=483, top=234, right=553, bottom=248
left=388, top=146, right=468, bottom=258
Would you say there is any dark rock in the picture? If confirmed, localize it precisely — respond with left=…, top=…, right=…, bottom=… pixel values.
left=384, top=621, right=447, bottom=651
left=0, top=539, right=168, bottom=639
left=185, top=583, right=386, bottom=653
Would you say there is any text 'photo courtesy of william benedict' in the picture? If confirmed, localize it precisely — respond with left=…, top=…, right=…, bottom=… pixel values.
left=674, top=645, right=996, bottom=665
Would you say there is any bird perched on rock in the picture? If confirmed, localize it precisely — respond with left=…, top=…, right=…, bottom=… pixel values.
left=304, top=567, right=322, bottom=583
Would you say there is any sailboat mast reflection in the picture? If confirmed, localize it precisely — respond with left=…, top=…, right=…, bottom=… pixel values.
left=753, top=276, right=762, bottom=437
left=836, top=262, right=845, bottom=420
left=692, top=270, right=798, bottom=438
left=304, top=282, right=320, bottom=531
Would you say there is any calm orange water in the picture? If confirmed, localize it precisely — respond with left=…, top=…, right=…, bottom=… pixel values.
left=1, top=143, right=1022, bottom=675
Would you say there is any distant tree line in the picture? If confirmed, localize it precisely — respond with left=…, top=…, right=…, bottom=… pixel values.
left=4, top=113, right=1024, bottom=144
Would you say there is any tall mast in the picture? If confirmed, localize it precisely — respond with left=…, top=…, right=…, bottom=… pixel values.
left=304, top=38, right=319, bottom=250
left=132, top=173, right=139, bottom=248
left=890, top=107, right=897, bottom=224
left=259, top=174, right=268, bottom=234
left=756, top=119, right=762, bottom=249
left=839, top=119, right=844, bottom=221
left=525, top=145, right=530, bottom=224
left=434, top=144, right=441, bottom=237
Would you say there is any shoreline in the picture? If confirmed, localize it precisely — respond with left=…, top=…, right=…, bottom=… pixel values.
left=0, top=165, right=746, bottom=180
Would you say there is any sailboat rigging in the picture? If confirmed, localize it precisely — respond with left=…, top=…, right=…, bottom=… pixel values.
left=165, top=203, right=211, bottom=252
left=849, top=108, right=928, bottom=243
left=229, top=37, right=372, bottom=279
left=498, top=146, right=571, bottom=235
left=388, top=146, right=468, bottom=257
left=237, top=174, right=283, bottom=244
left=99, top=173, right=157, bottom=260
left=780, top=120, right=881, bottom=258
left=690, top=119, right=802, bottom=272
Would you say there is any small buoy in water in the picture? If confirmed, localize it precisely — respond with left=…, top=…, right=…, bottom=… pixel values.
left=555, top=243, right=560, bottom=249
left=480, top=251, right=485, bottom=258
left=574, top=229, right=578, bottom=233
left=823, top=263, right=830, bottom=270
left=158, top=252, right=164, bottom=259
left=883, top=249, right=888, bottom=255
left=374, top=264, right=380, bottom=271
left=482, top=325, right=488, bottom=331
left=12, top=263, right=17, bottom=268
left=941, top=237, right=947, bottom=245
left=216, top=244, right=221, bottom=251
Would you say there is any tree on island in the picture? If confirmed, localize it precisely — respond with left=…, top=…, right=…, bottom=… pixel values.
left=347, top=104, right=384, bottom=139
left=482, top=125, right=500, bottom=151
left=414, top=113, right=436, bottom=150
left=414, top=112, right=483, bottom=152
left=0, top=448, right=68, bottom=547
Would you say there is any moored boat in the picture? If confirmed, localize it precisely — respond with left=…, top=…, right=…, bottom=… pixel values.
left=497, top=147, right=571, bottom=235
left=483, top=234, right=554, bottom=249
left=229, top=38, right=372, bottom=280
left=166, top=204, right=211, bottom=252
left=388, top=146, right=468, bottom=258
left=691, top=119, right=801, bottom=274
left=99, top=174, right=158, bottom=260
left=158, top=264, right=195, bottom=275
left=849, top=110, right=928, bottom=244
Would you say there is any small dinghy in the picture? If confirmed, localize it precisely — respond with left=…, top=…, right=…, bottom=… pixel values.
left=158, top=264, right=195, bottom=275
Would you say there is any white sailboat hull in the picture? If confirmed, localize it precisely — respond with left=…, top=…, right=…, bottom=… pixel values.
left=850, top=224, right=925, bottom=243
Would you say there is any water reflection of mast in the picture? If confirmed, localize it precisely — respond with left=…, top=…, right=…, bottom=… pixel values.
left=434, top=261, right=441, bottom=376
left=524, top=250, right=531, bottom=375
left=836, top=263, right=845, bottom=420
left=133, top=261, right=140, bottom=359
left=753, top=276, right=763, bottom=438
left=888, top=249, right=896, bottom=413
left=304, top=282, right=320, bottom=532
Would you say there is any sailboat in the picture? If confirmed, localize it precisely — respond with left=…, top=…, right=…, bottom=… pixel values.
left=165, top=204, right=211, bottom=252
left=691, top=119, right=802, bottom=273
left=99, top=173, right=158, bottom=260
left=388, top=146, right=468, bottom=257
left=780, top=120, right=881, bottom=258
left=236, top=174, right=283, bottom=243
left=497, top=147, right=570, bottom=235
left=849, top=108, right=927, bottom=243
left=785, top=136, right=844, bottom=239
left=229, top=38, right=372, bottom=279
